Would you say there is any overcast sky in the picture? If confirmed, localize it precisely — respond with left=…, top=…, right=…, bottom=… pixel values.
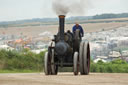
left=0, top=0, right=128, bottom=21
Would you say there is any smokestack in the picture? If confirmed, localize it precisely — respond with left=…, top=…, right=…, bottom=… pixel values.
left=59, top=15, right=65, bottom=40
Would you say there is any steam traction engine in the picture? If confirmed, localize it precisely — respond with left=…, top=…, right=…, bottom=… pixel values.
left=44, top=15, right=90, bottom=75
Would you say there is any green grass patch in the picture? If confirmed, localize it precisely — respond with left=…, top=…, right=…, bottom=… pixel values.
left=0, top=49, right=128, bottom=73
left=0, top=69, right=42, bottom=73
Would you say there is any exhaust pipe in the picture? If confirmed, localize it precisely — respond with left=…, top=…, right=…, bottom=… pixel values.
left=59, top=15, right=65, bottom=41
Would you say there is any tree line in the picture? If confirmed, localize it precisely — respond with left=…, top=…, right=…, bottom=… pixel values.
left=93, top=13, right=128, bottom=19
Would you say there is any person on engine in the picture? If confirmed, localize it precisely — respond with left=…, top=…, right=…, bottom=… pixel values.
left=72, top=22, right=84, bottom=37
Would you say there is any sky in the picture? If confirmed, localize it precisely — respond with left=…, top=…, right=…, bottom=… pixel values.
left=0, top=0, right=128, bottom=21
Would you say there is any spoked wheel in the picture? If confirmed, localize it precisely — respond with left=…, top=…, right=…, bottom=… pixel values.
left=44, top=52, right=51, bottom=75
left=87, top=43, right=90, bottom=73
left=51, top=65, right=58, bottom=75
left=44, top=47, right=58, bottom=75
left=83, top=42, right=90, bottom=75
left=73, top=52, right=79, bottom=75
left=79, top=42, right=84, bottom=75
left=79, top=42, right=90, bottom=75
left=51, top=49, right=55, bottom=75
left=51, top=49, right=58, bottom=75
left=54, top=65, right=58, bottom=75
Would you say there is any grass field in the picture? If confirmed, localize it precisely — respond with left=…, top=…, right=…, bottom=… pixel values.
left=0, top=69, right=39, bottom=73
left=0, top=21, right=128, bottom=37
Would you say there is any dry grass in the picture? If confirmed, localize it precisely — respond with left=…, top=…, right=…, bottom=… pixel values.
left=0, top=20, right=128, bottom=37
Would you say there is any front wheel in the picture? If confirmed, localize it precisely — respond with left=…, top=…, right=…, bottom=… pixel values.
left=44, top=52, right=51, bottom=75
left=73, top=52, right=79, bottom=75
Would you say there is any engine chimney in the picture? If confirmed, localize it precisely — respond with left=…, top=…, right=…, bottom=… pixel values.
left=59, top=15, right=65, bottom=40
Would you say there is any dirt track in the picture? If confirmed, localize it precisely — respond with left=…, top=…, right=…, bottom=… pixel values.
left=0, top=73, right=128, bottom=85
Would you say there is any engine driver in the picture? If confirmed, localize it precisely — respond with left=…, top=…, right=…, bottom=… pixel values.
left=72, top=22, right=84, bottom=37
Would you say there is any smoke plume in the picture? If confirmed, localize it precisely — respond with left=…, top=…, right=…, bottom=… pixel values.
left=52, top=0, right=90, bottom=16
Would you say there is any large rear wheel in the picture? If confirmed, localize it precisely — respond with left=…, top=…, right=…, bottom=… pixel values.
left=83, top=42, right=90, bottom=75
left=79, top=42, right=84, bottom=75
left=87, top=43, right=90, bottom=73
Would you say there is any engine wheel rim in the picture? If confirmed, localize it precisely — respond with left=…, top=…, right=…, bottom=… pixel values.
left=79, top=42, right=84, bottom=74
left=44, top=52, right=50, bottom=75
left=73, top=52, right=79, bottom=75
left=87, top=43, right=90, bottom=72
left=83, top=42, right=90, bottom=75
left=51, top=49, right=56, bottom=75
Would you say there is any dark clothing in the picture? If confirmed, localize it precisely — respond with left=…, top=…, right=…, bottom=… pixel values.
left=67, top=30, right=73, bottom=38
left=72, top=25, right=84, bottom=37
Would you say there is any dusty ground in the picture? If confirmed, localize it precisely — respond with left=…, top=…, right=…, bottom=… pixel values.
left=0, top=73, right=128, bottom=85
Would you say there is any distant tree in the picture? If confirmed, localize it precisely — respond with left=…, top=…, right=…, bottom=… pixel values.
left=93, top=13, right=128, bottom=19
